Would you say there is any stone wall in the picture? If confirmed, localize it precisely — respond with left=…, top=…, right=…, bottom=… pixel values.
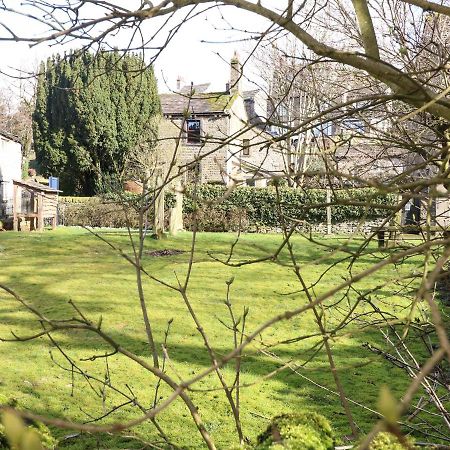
left=303, top=218, right=386, bottom=235
left=158, top=115, right=229, bottom=184
left=249, top=219, right=386, bottom=235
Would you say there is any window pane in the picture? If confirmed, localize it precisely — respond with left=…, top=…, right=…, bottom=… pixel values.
left=187, top=119, right=201, bottom=143
left=313, top=122, right=336, bottom=137
left=342, top=119, right=364, bottom=132
left=242, top=139, right=250, bottom=156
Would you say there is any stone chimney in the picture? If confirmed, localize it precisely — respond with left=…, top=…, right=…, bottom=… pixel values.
left=176, top=75, right=182, bottom=91
left=229, top=51, right=242, bottom=95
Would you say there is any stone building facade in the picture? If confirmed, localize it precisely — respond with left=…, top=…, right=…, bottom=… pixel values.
left=157, top=55, right=284, bottom=187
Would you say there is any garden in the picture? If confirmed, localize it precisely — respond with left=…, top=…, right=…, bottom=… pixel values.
left=0, top=227, right=447, bottom=449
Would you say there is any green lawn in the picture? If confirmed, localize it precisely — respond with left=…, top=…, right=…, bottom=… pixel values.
left=0, top=228, right=441, bottom=449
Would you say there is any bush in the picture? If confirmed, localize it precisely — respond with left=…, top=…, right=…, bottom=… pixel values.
left=59, top=185, right=395, bottom=231
left=184, top=207, right=248, bottom=232
left=59, top=191, right=176, bottom=229
left=255, top=412, right=334, bottom=450
left=183, top=185, right=396, bottom=231
left=59, top=198, right=141, bottom=228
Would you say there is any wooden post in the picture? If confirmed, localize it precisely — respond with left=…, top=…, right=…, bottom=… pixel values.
left=377, top=230, right=386, bottom=248
left=37, top=193, right=44, bottom=231
left=31, top=191, right=36, bottom=231
left=326, top=187, right=332, bottom=235
left=153, top=173, right=165, bottom=239
left=13, top=183, right=18, bottom=231
left=169, top=181, right=184, bottom=235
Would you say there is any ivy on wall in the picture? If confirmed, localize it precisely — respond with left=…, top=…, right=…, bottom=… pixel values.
left=60, top=186, right=396, bottom=230
left=183, top=185, right=396, bottom=228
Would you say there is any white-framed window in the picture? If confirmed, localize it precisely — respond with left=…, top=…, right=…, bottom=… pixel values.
left=277, top=103, right=289, bottom=123
left=313, top=121, right=336, bottom=137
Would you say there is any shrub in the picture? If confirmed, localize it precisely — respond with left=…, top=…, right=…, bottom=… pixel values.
left=255, top=412, right=334, bottom=450
left=59, top=191, right=176, bottom=229
left=184, top=206, right=248, bottom=232
left=59, top=185, right=395, bottom=231
left=183, top=185, right=396, bottom=231
left=59, top=198, right=141, bottom=228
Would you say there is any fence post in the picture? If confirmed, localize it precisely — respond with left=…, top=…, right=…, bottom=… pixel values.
left=153, top=172, right=165, bottom=239
left=169, top=180, right=184, bottom=235
left=326, top=187, right=332, bottom=235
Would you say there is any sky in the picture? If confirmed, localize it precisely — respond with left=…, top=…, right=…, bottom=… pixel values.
left=0, top=1, right=281, bottom=103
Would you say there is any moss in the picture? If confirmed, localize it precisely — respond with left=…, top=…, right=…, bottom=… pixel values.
left=255, top=412, right=334, bottom=450
left=364, top=431, right=417, bottom=450
left=0, top=400, right=57, bottom=450
left=204, top=92, right=235, bottom=110
left=0, top=422, right=57, bottom=449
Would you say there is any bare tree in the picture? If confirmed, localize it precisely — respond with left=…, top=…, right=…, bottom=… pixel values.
left=0, top=1, right=450, bottom=449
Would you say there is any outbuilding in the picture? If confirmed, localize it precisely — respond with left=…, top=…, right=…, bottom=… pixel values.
left=12, top=179, right=60, bottom=231
left=0, top=131, right=22, bottom=218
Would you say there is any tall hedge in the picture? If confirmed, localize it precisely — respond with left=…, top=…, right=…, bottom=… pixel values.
left=33, top=50, right=160, bottom=196
left=59, top=186, right=396, bottom=230
left=183, top=185, right=396, bottom=228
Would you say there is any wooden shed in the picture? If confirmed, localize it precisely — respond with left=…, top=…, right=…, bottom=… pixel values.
left=13, top=179, right=60, bottom=231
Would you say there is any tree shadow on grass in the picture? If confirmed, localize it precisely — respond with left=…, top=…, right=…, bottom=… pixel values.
left=2, top=299, right=442, bottom=448
left=0, top=230, right=437, bottom=447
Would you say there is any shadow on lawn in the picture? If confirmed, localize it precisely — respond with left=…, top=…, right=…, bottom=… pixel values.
left=1, top=288, right=433, bottom=447
left=0, top=299, right=402, bottom=402
left=0, top=231, right=432, bottom=447
left=2, top=325, right=403, bottom=443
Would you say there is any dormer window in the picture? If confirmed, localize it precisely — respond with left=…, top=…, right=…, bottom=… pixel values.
left=186, top=119, right=201, bottom=144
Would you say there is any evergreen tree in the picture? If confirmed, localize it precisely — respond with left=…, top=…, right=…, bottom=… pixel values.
left=32, top=50, right=160, bottom=195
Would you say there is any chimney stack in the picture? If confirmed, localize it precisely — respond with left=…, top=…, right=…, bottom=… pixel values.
left=176, top=75, right=182, bottom=91
left=229, top=51, right=242, bottom=95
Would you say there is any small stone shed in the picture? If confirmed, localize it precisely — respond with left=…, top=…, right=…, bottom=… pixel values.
left=12, top=179, right=59, bottom=231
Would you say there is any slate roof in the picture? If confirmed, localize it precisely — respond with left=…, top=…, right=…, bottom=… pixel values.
left=179, top=83, right=211, bottom=94
left=0, top=130, right=21, bottom=144
left=160, top=92, right=236, bottom=116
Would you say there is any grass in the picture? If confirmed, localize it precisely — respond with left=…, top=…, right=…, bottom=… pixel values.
left=0, top=227, right=442, bottom=449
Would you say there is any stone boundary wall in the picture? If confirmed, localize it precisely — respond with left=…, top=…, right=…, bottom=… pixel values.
left=306, top=219, right=386, bottom=235
left=250, top=219, right=386, bottom=235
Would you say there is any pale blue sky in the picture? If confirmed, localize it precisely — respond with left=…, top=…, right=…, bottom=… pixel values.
left=0, top=2, right=281, bottom=101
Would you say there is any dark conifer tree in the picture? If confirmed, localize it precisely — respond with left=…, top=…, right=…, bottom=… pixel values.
left=33, top=50, right=160, bottom=195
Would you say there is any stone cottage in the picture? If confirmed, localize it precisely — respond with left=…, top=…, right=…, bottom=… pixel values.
left=0, top=131, right=22, bottom=218
left=158, top=54, right=284, bottom=187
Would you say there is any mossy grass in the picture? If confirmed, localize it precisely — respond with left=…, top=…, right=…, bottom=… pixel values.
left=0, top=228, right=444, bottom=449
